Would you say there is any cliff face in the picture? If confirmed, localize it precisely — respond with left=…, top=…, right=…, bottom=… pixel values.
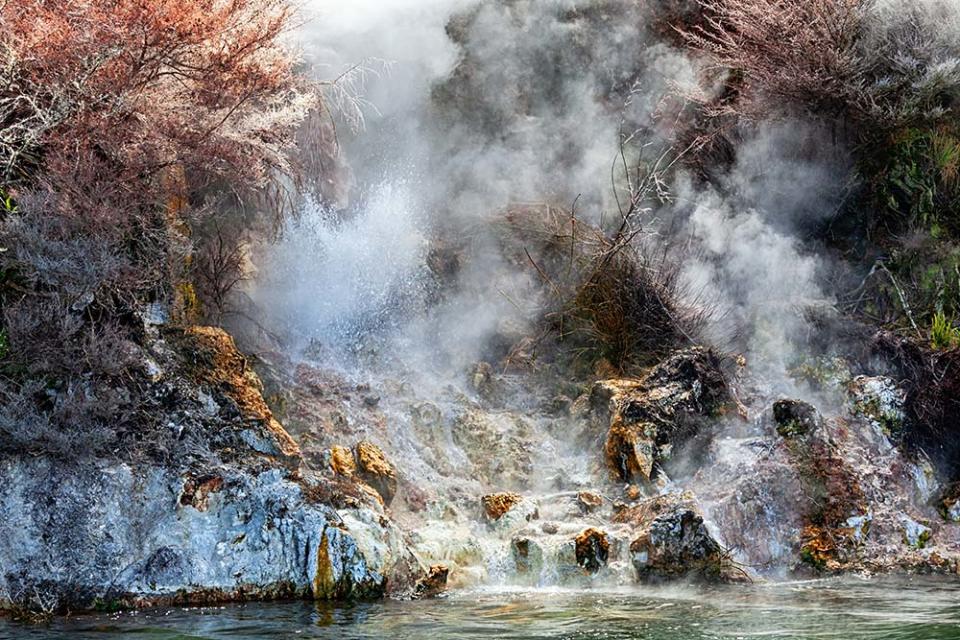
left=0, top=326, right=418, bottom=613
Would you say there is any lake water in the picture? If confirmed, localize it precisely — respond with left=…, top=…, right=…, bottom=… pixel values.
left=3, top=577, right=959, bottom=639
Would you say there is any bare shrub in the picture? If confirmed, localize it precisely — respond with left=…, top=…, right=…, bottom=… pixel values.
left=498, top=203, right=709, bottom=375
left=684, top=0, right=960, bottom=133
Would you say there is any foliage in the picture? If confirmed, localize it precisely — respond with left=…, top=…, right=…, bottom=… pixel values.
left=0, top=0, right=322, bottom=456
left=684, top=0, right=960, bottom=135
left=931, top=311, right=960, bottom=351
left=864, top=126, right=960, bottom=235
left=1, top=0, right=316, bottom=189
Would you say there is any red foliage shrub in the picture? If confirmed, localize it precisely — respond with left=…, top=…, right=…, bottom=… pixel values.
left=1, top=0, right=315, bottom=195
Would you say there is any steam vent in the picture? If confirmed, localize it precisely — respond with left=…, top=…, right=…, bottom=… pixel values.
left=3, top=0, right=960, bottom=637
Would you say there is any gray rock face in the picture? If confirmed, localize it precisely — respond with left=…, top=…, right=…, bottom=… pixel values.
left=0, top=456, right=386, bottom=611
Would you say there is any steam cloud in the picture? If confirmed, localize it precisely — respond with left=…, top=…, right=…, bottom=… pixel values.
left=249, top=0, right=877, bottom=392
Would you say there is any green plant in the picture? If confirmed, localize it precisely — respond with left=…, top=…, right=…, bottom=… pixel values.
left=870, top=127, right=960, bottom=236
left=931, top=311, right=960, bottom=351
left=0, top=188, right=16, bottom=214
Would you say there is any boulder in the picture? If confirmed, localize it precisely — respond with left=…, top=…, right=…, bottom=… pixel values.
left=412, top=565, right=449, bottom=599
left=576, top=491, right=604, bottom=514
left=355, top=441, right=398, bottom=506
left=574, top=528, right=609, bottom=573
left=629, top=507, right=728, bottom=582
left=773, top=399, right=822, bottom=438
left=481, top=492, right=524, bottom=521
left=512, top=537, right=545, bottom=575
left=592, top=348, right=730, bottom=484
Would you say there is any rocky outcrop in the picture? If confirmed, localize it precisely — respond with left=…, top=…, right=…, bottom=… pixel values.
left=615, top=493, right=734, bottom=582
left=0, top=457, right=389, bottom=611
left=481, top=492, right=524, bottom=520
left=179, top=326, right=300, bottom=466
left=574, top=528, right=610, bottom=573
left=412, top=565, right=449, bottom=599
left=356, top=442, right=399, bottom=506
left=591, top=348, right=730, bottom=485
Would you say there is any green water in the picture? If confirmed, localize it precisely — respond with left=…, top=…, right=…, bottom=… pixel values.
left=3, top=578, right=959, bottom=639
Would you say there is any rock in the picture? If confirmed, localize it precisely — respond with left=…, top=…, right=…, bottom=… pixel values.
left=604, top=420, right=657, bottom=484
left=544, top=394, right=572, bottom=416
left=940, top=485, right=960, bottom=522
left=412, top=565, right=449, bottom=599
left=574, top=528, right=609, bottom=573
left=178, top=474, right=224, bottom=512
left=625, top=484, right=642, bottom=501
left=363, top=395, right=381, bottom=408
left=0, top=456, right=392, bottom=611
left=355, top=441, right=398, bottom=506
left=330, top=445, right=357, bottom=477
left=900, top=515, right=932, bottom=549
left=630, top=507, right=728, bottom=582
left=452, top=409, right=534, bottom=487
left=773, top=399, right=823, bottom=438
left=541, top=521, right=559, bottom=534
left=576, top=491, right=604, bottom=514
left=846, top=376, right=906, bottom=438
left=512, top=537, right=544, bottom=575
left=481, top=492, right=523, bottom=520
left=592, top=347, right=730, bottom=484
left=181, top=326, right=300, bottom=467
left=469, top=361, right=497, bottom=399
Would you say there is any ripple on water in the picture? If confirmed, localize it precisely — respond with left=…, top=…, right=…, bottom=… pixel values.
left=2, top=576, right=960, bottom=640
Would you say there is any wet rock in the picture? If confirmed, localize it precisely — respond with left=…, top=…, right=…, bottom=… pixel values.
left=541, top=521, right=559, bottom=534
left=773, top=399, right=823, bottom=438
left=481, top=492, right=523, bottom=520
left=576, top=491, right=604, bottom=514
left=355, top=442, right=398, bottom=506
left=0, top=456, right=390, bottom=610
left=412, top=565, right=449, bottom=599
left=629, top=507, right=727, bottom=582
left=512, top=537, right=544, bottom=575
left=900, top=515, right=932, bottom=549
left=846, top=376, right=906, bottom=438
left=574, top=528, right=609, bottom=573
left=592, top=347, right=730, bottom=484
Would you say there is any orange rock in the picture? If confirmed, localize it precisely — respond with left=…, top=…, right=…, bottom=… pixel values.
left=330, top=445, right=356, bottom=477
left=576, top=491, right=604, bottom=514
left=481, top=492, right=523, bottom=520
left=412, top=564, right=449, bottom=599
left=355, top=441, right=398, bottom=506
left=604, top=418, right=656, bottom=483
left=182, top=326, right=300, bottom=464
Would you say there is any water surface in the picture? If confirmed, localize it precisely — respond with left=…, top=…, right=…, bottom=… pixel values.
left=3, top=577, right=959, bottom=640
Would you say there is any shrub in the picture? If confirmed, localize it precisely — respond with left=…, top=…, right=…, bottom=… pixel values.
left=0, top=0, right=323, bottom=456
left=498, top=204, right=708, bottom=375
left=684, top=0, right=960, bottom=134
